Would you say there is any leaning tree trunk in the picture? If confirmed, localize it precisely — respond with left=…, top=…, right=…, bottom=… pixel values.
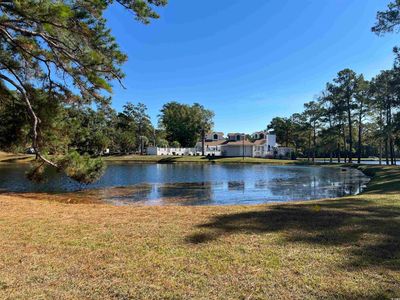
left=0, top=74, right=57, bottom=168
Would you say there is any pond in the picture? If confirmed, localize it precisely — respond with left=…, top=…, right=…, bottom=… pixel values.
left=0, top=163, right=370, bottom=206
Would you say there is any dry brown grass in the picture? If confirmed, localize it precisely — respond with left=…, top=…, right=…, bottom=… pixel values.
left=0, top=151, right=33, bottom=163
left=0, top=166, right=399, bottom=299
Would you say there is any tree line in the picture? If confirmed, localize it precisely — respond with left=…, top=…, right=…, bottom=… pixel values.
left=267, top=66, right=400, bottom=164
left=0, top=97, right=214, bottom=156
left=1, top=0, right=400, bottom=182
left=265, top=0, right=400, bottom=165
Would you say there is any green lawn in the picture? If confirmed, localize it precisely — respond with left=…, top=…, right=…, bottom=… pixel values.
left=0, top=165, right=399, bottom=299
left=105, top=154, right=302, bottom=165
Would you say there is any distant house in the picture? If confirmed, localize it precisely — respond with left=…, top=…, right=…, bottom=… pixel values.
left=220, top=133, right=254, bottom=157
left=252, top=131, right=276, bottom=158
left=205, top=131, right=224, bottom=141
left=195, top=131, right=226, bottom=156
left=147, top=130, right=293, bottom=158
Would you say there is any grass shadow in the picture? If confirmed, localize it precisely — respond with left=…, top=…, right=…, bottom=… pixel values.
left=186, top=197, right=400, bottom=270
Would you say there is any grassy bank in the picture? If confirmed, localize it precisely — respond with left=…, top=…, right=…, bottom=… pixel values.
left=0, top=151, right=33, bottom=163
left=0, top=165, right=399, bottom=298
left=105, top=154, right=302, bottom=165
left=0, top=152, right=302, bottom=165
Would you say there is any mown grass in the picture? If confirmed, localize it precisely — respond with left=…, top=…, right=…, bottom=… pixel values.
left=105, top=154, right=302, bottom=165
left=0, top=165, right=399, bottom=299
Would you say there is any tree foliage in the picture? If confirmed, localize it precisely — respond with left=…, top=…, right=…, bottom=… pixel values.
left=159, top=102, right=214, bottom=147
left=0, top=0, right=166, bottom=182
left=372, top=0, right=400, bottom=35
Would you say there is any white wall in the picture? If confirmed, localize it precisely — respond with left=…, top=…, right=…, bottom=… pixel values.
left=221, top=145, right=254, bottom=157
left=147, top=147, right=196, bottom=156
left=266, top=134, right=276, bottom=148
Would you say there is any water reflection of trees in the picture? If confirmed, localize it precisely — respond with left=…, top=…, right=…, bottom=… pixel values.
left=228, top=181, right=245, bottom=191
left=265, top=172, right=369, bottom=201
left=94, top=183, right=214, bottom=205
left=97, top=171, right=369, bottom=205
left=155, top=182, right=214, bottom=205
left=17, top=165, right=369, bottom=205
left=98, top=184, right=154, bottom=204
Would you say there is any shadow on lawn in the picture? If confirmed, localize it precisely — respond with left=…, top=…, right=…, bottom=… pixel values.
left=186, top=198, right=400, bottom=270
left=358, top=166, right=400, bottom=194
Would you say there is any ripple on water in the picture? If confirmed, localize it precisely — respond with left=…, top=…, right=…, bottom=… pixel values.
left=0, top=163, right=370, bottom=206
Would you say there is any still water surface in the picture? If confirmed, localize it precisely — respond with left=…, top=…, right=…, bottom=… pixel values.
left=0, top=163, right=370, bottom=205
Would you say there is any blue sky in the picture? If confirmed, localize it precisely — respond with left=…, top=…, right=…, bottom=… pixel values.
left=105, top=0, right=398, bottom=133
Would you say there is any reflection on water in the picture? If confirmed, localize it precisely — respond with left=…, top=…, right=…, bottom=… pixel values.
left=0, top=162, right=370, bottom=206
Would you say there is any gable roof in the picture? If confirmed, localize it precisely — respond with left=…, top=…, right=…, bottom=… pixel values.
left=196, top=140, right=226, bottom=147
left=253, top=139, right=267, bottom=145
left=221, top=140, right=254, bottom=146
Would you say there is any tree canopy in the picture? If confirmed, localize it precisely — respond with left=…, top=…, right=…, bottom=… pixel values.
left=0, top=0, right=167, bottom=181
left=159, top=102, right=214, bottom=147
left=372, top=0, right=400, bottom=35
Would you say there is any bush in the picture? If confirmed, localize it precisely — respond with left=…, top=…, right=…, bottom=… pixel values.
left=170, top=141, right=181, bottom=148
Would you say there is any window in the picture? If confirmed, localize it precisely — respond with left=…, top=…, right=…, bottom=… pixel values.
left=259, top=133, right=264, bottom=139
left=236, top=135, right=241, bottom=141
left=268, top=145, right=271, bottom=151
left=214, top=134, right=218, bottom=140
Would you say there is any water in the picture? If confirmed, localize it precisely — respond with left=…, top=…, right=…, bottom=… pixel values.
left=0, top=162, right=370, bottom=206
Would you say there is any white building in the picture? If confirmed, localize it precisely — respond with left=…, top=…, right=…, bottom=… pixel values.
left=195, top=131, right=226, bottom=156
left=147, top=130, right=293, bottom=158
left=252, top=131, right=277, bottom=158
left=147, top=146, right=196, bottom=156
left=205, top=131, right=224, bottom=141
left=220, top=133, right=254, bottom=157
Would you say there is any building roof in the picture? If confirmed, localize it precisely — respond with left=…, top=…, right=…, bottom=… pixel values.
left=253, top=139, right=267, bottom=145
left=196, top=140, right=226, bottom=147
left=208, top=131, right=224, bottom=135
left=221, top=140, right=254, bottom=146
left=227, top=132, right=244, bottom=136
